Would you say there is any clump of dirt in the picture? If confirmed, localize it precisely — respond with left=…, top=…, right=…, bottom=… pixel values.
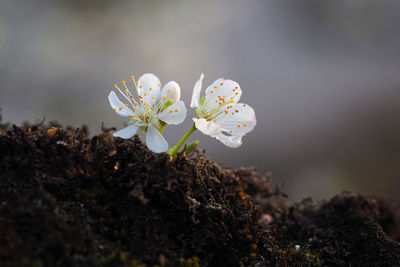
left=0, top=118, right=399, bottom=266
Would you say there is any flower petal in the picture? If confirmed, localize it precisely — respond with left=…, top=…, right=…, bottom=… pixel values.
left=113, top=124, right=138, bottom=139
left=214, top=133, right=243, bottom=148
left=190, top=73, right=204, bottom=108
left=216, top=103, right=256, bottom=136
left=146, top=124, right=168, bottom=153
left=203, top=78, right=242, bottom=110
left=157, top=101, right=187, bottom=125
left=193, top=118, right=221, bottom=136
left=137, top=73, right=161, bottom=107
left=108, top=91, right=134, bottom=117
left=159, top=81, right=181, bottom=105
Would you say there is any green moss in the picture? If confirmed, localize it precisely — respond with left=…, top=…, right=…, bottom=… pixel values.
left=187, top=256, right=200, bottom=267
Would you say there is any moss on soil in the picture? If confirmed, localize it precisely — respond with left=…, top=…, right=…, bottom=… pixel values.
left=0, top=118, right=399, bottom=266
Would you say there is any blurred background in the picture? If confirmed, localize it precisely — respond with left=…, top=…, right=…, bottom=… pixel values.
left=1, top=0, right=399, bottom=202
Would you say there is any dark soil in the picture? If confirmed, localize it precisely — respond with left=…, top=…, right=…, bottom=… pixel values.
left=0, top=117, right=399, bottom=266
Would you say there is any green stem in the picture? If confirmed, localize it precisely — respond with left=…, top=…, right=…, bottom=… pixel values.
left=170, top=123, right=197, bottom=157
left=158, top=123, right=166, bottom=134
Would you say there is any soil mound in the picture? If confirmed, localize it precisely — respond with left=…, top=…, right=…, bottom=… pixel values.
left=0, top=120, right=399, bottom=266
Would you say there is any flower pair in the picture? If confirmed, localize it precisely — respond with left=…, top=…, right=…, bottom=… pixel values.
left=108, top=73, right=256, bottom=154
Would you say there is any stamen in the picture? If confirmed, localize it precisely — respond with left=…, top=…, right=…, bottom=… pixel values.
left=220, top=82, right=224, bottom=86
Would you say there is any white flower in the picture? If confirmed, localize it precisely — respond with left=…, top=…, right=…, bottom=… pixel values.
left=108, top=73, right=187, bottom=153
left=190, top=73, right=256, bottom=148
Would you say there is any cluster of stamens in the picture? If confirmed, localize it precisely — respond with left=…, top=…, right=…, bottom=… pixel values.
left=112, top=75, right=181, bottom=128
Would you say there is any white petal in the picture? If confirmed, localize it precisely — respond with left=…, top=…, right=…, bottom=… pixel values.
left=113, top=124, right=138, bottom=139
left=157, top=101, right=187, bottom=125
left=190, top=73, right=204, bottom=108
left=146, top=124, right=168, bottom=153
left=214, top=134, right=243, bottom=148
left=203, top=78, right=242, bottom=111
left=137, top=73, right=161, bottom=107
left=193, top=118, right=221, bottom=136
left=108, top=91, right=134, bottom=117
left=216, top=103, right=256, bottom=136
left=159, top=81, right=181, bottom=104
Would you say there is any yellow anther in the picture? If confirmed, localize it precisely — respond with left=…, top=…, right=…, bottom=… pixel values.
left=162, top=97, right=167, bottom=101
left=130, top=75, right=134, bottom=80
left=144, top=93, right=148, bottom=96
left=168, top=89, right=172, bottom=93
left=235, top=92, right=238, bottom=95
left=152, top=96, right=155, bottom=99
left=136, top=124, right=139, bottom=127
left=237, top=125, right=241, bottom=128
left=135, top=101, right=138, bottom=105
left=133, top=107, right=137, bottom=110
left=220, top=82, right=224, bottom=86
left=149, top=87, right=153, bottom=91
left=230, top=130, right=233, bottom=133
left=225, top=110, right=228, bottom=114
left=139, top=85, right=143, bottom=88
left=141, top=100, right=144, bottom=103
left=235, top=86, right=238, bottom=89
left=211, top=91, right=213, bottom=93
left=124, top=104, right=129, bottom=107
left=243, top=104, right=247, bottom=107
left=215, top=100, right=218, bottom=103
left=235, top=110, right=239, bottom=113
left=130, top=95, right=133, bottom=98
left=129, top=115, right=134, bottom=118
left=113, top=108, right=116, bottom=112
left=114, top=84, right=118, bottom=89
left=243, top=123, right=247, bottom=127
left=125, top=89, right=129, bottom=93
left=214, top=85, right=218, bottom=89
left=175, top=109, right=178, bottom=112
left=139, top=96, right=143, bottom=99
left=119, top=107, right=123, bottom=111
left=169, top=110, right=173, bottom=113
left=158, top=83, right=162, bottom=87
left=122, top=80, right=126, bottom=85
left=136, top=81, right=139, bottom=85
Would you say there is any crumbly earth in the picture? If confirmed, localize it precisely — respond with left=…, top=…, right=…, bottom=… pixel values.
left=0, top=118, right=399, bottom=266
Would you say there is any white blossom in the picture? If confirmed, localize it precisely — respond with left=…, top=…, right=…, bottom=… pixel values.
left=190, top=73, right=256, bottom=148
left=109, top=73, right=186, bottom=153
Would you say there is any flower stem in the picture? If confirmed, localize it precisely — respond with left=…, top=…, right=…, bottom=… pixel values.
left=158, top=124, right=166, bottom=134
left=170, top=123, right=197, bottom=157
